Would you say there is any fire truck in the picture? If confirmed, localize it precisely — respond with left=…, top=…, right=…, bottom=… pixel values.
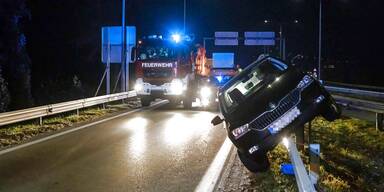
left=133, top=34, right=216, bottom=108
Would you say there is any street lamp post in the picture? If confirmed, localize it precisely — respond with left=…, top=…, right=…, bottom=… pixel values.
left=265, top=20, right=299, bottom=61
left=121, top=0, right=127, bottom=92
left=318, top=0, right=323, bottom=80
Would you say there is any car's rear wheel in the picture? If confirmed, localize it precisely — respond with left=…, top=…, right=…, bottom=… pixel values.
left=237, top=150, right=270, bottom=173
left=140, top=97, right=151, bottom=107
left=322, top=97, right=341, bottom=121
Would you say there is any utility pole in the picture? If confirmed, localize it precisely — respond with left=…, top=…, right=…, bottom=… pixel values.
left=318, top=0, right=322, bottom=80
left=120, top=0, right=126, bottom=92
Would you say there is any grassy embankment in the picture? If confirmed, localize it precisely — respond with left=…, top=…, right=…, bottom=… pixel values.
left=0, top=106, right=124, bottom=148
left=245, top=117, right=384, bottom=191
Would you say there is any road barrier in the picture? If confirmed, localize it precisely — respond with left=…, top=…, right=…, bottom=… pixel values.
left=326, top=86, right=384, bottom=131
left=0, top=91, right=137, bottom=127
left=283, top=137, right=317, bottom=192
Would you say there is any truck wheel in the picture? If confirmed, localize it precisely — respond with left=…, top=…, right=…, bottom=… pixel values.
left=321, top=97, right=341, bottom=121
left=168, top=99, right=179, bottom=107
left=183, top=97, right=192, bottom=109
left=140, top=98, right=151, bottom=107
left=237, top=150, right=270, bottom=173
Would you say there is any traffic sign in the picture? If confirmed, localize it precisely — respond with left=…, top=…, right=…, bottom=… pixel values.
left=101, top=26, right=136, bottom=64
left=244, top=32, right=275, bottom=46
left=215, top=31, right=238, bottom=46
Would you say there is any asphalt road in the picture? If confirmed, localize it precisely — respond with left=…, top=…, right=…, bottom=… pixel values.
left=0, top=103, right=226, bottom=192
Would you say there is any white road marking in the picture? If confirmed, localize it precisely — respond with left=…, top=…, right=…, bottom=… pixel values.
left=0, top=100, right=168, bottom=156
left=195, top=137, right=233, bottom=192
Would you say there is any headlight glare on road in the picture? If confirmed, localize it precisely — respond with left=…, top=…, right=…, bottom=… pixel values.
left=171, top=79, right=183, bottom=95
left=297, top=75, right=314, bottom=90
left=232, top=123, right=250, bottom=139
left=200, top=86, right=212, bottom=99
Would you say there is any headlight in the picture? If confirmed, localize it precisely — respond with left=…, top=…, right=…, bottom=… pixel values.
left=171, top=79, right=183, bottom=95
left=232, top=123, right=250, bottom=139
left=297, top=75, right=314, bottom=90
left=200, top=86, right=212, bottom=99
left=215, top=76, right=223, bottom=83
left=134, top=82, right=143, bottom=92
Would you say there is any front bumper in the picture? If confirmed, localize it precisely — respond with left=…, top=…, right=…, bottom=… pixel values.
left=229, top=84, right=326, bottom=157
left=136, top=83, right=185, bottom=97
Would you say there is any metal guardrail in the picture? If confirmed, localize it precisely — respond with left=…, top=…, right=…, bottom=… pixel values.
left=325, top=86, right=384, bottom=131
left=283, top=137, right=316, bottom=192
left=325, top=86, right=384, bottom=101
left=0, top=91, right=137, bottom=127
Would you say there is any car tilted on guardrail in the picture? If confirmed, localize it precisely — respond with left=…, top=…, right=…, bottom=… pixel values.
left=211, top=56, right=341, bottom=172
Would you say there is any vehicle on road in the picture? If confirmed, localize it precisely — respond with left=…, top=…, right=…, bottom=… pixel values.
left=133, top=34, right=229, bottom=109
left=212, top=56, right=341, bottom=172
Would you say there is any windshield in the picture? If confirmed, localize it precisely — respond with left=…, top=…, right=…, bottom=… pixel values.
left=138, top=46, right=176, bottom=60
left=222, top=58, right=288, bottom=113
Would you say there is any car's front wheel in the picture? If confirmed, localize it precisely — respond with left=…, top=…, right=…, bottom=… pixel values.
left=140, top=97, right=151, bottom=107
left=237, top=150, right=270, bottom=173
left=321, top=97, right=341, bottom=121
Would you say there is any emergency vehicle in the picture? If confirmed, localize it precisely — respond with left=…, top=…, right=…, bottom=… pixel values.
left=133, top=34, right=216, bottom=108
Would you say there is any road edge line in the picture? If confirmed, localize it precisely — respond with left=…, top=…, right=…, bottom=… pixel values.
left=194, top=137, right=233, bottom=192
left=0, top=100, right=168, bottom=156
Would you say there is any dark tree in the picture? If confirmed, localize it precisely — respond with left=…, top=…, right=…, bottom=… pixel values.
left=0, top=0, right=33, bottom=110
left=0, top=65, right=9, bottom=112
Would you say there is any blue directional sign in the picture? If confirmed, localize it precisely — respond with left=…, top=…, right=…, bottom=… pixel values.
left=101, top=26, right=136, bottom=64
left=215, top=32, right=239, bottom=46
left=212, top=53, right=235, bottom=68
left=244, top=32, right=275, bottom=46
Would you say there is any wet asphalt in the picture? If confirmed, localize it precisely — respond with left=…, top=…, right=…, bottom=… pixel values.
left=0, top=104, right=226, bottom=192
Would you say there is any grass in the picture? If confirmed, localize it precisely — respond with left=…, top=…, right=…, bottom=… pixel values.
left=0, top=107, right=119, bottom=148
left=310, top=117, right=384, bottom=191
left=243, top=116, right=384, bottom=191
left=245, top=145, right=298, bottom=192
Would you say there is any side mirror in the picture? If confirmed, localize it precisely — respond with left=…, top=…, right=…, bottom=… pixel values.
left=211, top=115, right=224, bottom=126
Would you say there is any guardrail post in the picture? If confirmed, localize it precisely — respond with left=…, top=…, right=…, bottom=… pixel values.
left=39, top=117, right=43, bottom=126
left=295, top=125, right=305, bottom=151
left=376, top=113, right=383, bottom=131
left=307, top=121, right=312, bottom=145
left=76, top=109, right=80, bottom=116
left=309, top=144, right=320, bottom=185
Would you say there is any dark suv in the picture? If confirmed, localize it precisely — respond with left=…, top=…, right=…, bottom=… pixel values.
left=211, top=56, right=340, bottom=172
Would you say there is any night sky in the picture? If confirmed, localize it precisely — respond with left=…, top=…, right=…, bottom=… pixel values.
left=18, top=0, right=384, bottom=104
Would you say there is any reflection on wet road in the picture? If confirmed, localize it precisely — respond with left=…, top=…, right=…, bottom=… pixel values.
left=0, top=105, right=226, bottom=192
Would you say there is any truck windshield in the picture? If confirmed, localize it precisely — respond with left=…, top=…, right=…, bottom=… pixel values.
left=222, top=58, right=288, bottom=113
left=138, top=46, right=176, bottom=60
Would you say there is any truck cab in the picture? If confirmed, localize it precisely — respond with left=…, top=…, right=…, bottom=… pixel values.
left=133, top=35, right=192, bottom=106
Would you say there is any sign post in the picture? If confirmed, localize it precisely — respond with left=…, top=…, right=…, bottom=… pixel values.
left=101, top=26, right=136, bottom=94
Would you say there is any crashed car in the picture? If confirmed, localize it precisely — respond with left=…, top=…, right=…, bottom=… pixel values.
left=211, top=56, right=341, bottom=172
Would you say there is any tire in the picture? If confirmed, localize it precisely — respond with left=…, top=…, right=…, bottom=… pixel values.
left=168, top=99, right=180, bottom=107
left=322, top=97, right=341, bottom=121
left=140, top=97, right=151, bottom=107
left=237, top=150, right=270, bottom=173
left=183, top=97, right=192, bottom=109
